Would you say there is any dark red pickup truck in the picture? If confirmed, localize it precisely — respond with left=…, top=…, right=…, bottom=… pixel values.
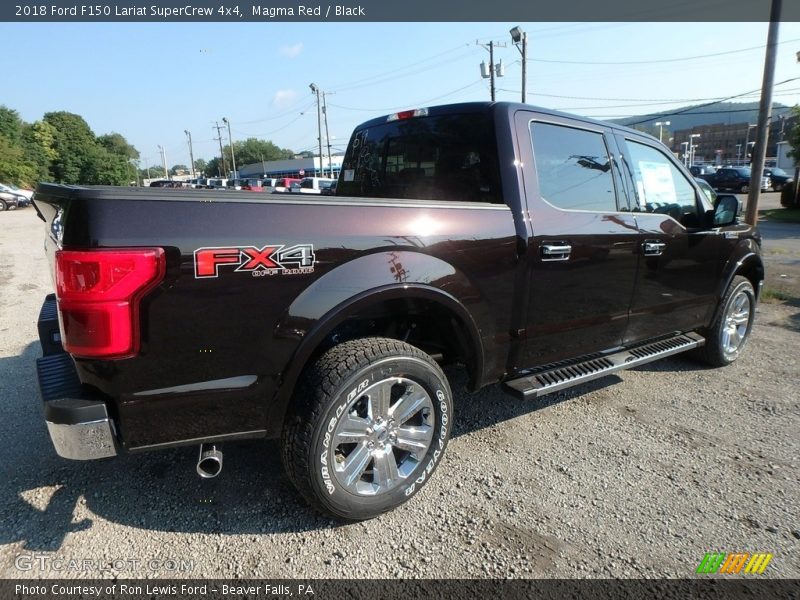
left=33, top=102, right=763, bottom=520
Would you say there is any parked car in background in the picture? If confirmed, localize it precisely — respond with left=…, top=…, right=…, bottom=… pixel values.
left=262, top=178, right=278, bottom=189
left=689, top=165, right=717, bottom=178
left=320, top=180, right=337, bottom=196
left=294, top=177, right=337, bottom=194
left=0, top=190, right=20, bottom=211
left=273, top=177, right=301, bottom=193
left=702, top=167, right=770, bottom=193
left=205, top=178, right=228, bottom=189
left=764, top=167, right=792, bottom=192
left=240, top=178, right=265, bottom=191
left=0, top=182, right=34, bottom=200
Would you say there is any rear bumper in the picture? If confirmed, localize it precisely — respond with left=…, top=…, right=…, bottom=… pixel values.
left=36, top=295, right=118, bottom=460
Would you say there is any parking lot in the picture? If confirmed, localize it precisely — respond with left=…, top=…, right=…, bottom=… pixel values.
left=0, top=206, right=798, bottom=579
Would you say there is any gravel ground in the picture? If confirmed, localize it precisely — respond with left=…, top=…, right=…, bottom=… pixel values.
left=0, top=207, right=798, bottom=579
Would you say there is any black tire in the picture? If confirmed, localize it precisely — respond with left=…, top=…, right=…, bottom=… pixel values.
left=695, top=276, right=756, bottom=367
left=282, top=337, right=453, bottom=520
left=0, top=200, right=5, bottom=212
left=739, top=184, right=749, bottom=194
left=772, top=182, right=783, bottom=193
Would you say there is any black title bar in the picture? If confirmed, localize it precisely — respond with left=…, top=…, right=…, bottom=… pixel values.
left=3, top=0, right=800, bottom=22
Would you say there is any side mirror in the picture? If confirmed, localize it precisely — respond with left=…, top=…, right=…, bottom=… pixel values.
left=713, top=194, right=741, bottom=227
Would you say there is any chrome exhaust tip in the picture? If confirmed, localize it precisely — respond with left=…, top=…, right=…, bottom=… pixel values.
left=196, top=443, right=223, bottom=478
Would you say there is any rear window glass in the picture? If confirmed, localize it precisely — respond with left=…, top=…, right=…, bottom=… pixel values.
left=337, top=112, right=502, bottom=203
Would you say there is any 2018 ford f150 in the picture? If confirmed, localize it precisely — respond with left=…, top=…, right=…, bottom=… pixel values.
left=33, top=102, right=763, bottom=519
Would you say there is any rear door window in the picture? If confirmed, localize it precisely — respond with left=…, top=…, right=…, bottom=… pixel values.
left=529, top=121, right=619, bottom=212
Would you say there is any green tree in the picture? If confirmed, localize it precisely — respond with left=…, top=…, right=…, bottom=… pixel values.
left=21, top=121, right=57, bottom=181
left=0, top=106, right=23, bottom=143
left=81, top=145, right=130, bottom=185
left=193, top=158, right=207, bottom=175
left=98, top=132, right=139, bottom=160
left=170, top=164, right=189, bottom=176
left=206, top=156, right=224, bottom=177
left=0, top=136, right=37, bottom=184
left=43, top=111, right=97, bottom=183
left=787, top=105, right=800, bottom=162
left=0, top=106, right=41, bottom=185
left=230, top=138, right=294, bottom=167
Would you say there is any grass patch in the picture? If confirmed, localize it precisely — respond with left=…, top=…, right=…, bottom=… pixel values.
left=761, top=287, right=796, bottom=303
left=759, top=207, right=800, bottom=223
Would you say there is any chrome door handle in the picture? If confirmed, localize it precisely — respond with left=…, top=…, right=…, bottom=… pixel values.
left=541, top=243, right=571, bottom=261
left=643, top=240, right=666, bottom=256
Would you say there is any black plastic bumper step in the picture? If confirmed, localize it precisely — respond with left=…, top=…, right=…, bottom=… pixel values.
left=36, top=353, right=84, bottom=403
left=503, top=332, right=705, bottom=399
left=37, top=293, right=64, bottom=356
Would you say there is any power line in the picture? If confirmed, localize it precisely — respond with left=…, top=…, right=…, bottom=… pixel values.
left=330, top=48, right=481, bottom=93
left=327, top=43, right=473, bottom=93
left=624, top=76, right=800, bottom=126
left=527, top=37, right=800, bottom=66
left=330, top=80, right=485, bottom=113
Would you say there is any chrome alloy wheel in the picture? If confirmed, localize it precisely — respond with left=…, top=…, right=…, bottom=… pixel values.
left=722, top=289, right=752, bottom=355
left=331, top=377, right=435, bottom=496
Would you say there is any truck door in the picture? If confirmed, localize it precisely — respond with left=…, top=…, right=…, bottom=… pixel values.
left=514, top=112, right=640, bottom=367
left=614, top=133, right=721, bottom=343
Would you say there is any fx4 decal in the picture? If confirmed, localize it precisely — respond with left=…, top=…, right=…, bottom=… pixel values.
left=194, top=244, right=315, bottom=278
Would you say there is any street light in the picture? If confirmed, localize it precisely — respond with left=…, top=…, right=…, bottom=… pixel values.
left=510, top=26, right=527, bottom=103
left=157, top=145, right=168, bottom=179
left=681, top=142, right=689, bottom=166
left=654, top=120, right=670, bottom=144
left=743, top=123, right=756, bottom=165
left=222, top=117, right=237, bottom=179
left=689, top=133, right=701, bottom=166
left=184, top=130, right=196, bottom=179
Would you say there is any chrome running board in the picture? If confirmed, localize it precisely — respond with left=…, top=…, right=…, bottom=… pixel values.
left=503, top=332, right=705, bottom=399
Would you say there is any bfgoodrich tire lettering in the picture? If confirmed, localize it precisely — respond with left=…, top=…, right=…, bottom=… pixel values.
left=696, top=275, right=755, bottom=367
left=282, top=337, right=452, bottom=520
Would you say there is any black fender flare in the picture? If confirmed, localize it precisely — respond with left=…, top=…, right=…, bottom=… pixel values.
left=710, top=241, right=764, bottom=326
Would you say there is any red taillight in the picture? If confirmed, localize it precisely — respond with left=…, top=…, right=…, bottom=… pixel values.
left=55, top=248, right=165, bottom=358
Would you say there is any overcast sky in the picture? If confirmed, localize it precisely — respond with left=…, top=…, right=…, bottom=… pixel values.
left=4, top=21, right=800, bottom=169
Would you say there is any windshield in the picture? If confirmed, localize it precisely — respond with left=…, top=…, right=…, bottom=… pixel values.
left=338, top=111, right=502, bottom=203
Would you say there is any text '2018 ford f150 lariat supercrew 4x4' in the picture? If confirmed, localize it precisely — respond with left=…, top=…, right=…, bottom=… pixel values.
left=33, top=102, right=763, bottom=520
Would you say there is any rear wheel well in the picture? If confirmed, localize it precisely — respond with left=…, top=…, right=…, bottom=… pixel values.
left=306, top=297, right=477, bottom=383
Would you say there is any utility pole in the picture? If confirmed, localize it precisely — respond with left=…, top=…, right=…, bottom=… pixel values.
left=157, top=145, right=168, bottom=179
left=745, top=0, right=781, bottom=226
left=222, top=117, right=237, bottom=179
left=184, top=130, right=196, bottom=179
left=214, top=122, right=228, bottom=177
left=478, top=40, right=506, bottom=101
left=322, top=91, right=333, bottom=178
left=510, top=26, right=527, bottom=103
left=655, top=121, right=670, bottom=144
left=310, top=83, right=323, bottom=177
